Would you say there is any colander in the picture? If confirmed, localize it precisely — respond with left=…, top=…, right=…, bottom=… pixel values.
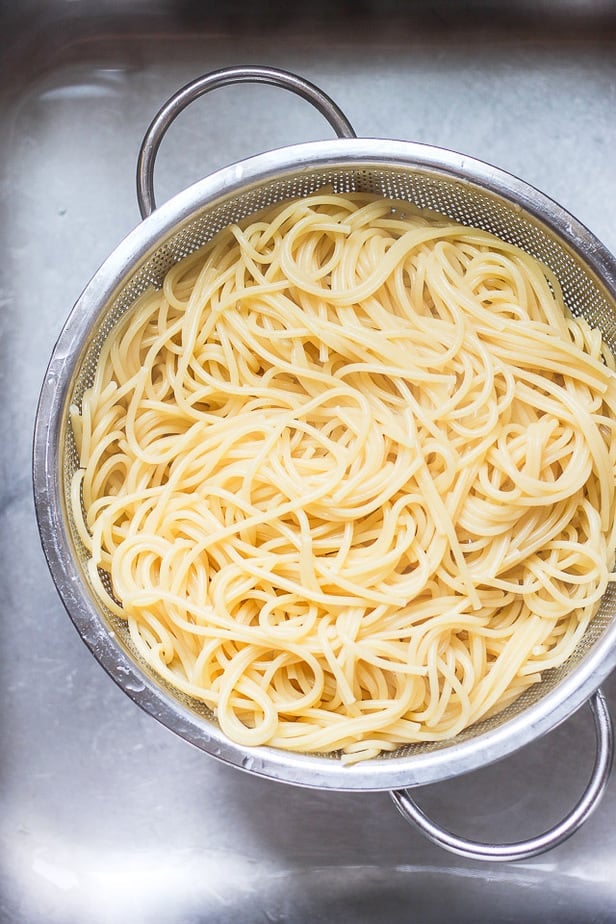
left=33, top=66, right=616, bottom=862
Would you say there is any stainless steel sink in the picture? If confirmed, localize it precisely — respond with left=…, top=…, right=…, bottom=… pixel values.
left=2, top=2, right=616, bottom=921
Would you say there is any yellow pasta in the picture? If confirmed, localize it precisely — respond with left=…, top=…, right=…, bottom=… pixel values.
left=70, top=192, right=616, bottom=763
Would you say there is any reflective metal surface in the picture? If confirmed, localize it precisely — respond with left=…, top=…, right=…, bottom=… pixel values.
left=3, top=1, right=616, bottom=920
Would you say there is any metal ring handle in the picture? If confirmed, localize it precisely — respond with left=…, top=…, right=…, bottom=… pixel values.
left=136, top=65, right=357, bottom=219
left=390, top=689, right=613, bottom=862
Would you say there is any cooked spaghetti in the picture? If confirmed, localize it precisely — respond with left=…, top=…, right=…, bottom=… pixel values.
left=70, top=192, right=616, bottom=762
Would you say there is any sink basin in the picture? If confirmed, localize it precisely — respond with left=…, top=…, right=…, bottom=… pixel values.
left=2, top=2, right=616, bottom=921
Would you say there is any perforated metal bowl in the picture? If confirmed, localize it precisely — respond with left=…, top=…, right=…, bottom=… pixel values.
left=33, top=66, right=616, bottom=861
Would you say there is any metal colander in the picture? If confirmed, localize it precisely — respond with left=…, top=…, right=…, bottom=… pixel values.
left=34, top=66, right=616, bottom=861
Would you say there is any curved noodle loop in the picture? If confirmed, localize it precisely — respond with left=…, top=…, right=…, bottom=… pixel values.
left=71, top=193, right=616, bottom=763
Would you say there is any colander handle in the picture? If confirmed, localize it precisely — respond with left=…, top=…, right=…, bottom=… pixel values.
left=136, top=65, right=357, bottom=219
left=390, top=689, right=613, bottom=862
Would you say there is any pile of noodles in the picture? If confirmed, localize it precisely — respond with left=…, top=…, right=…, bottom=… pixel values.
left=70, top=192, right=616, bottom=763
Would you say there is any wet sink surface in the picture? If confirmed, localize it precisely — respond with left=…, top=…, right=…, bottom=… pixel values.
left=2, top=3, right=616, bottom=922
